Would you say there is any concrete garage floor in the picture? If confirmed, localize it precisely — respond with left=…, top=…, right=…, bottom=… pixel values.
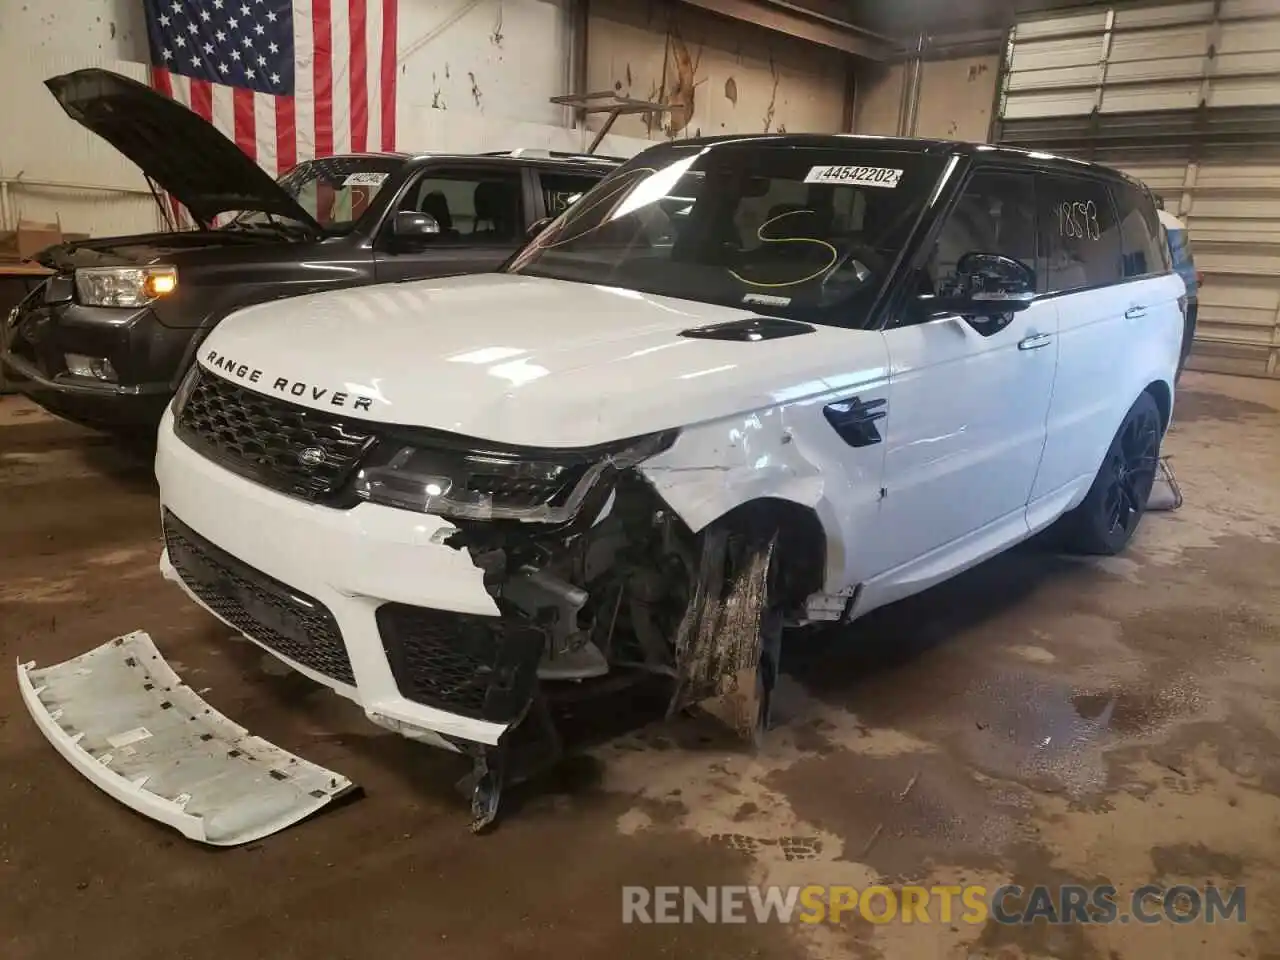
left=1, top=371, right=1278, bottom=960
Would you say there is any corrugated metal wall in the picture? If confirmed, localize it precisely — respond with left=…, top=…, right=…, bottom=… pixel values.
left=997, top=1, right=1280, bottom=379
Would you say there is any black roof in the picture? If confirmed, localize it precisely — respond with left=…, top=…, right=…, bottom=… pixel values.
left=314, top=136, right=1141, bottom=190
left=398, top=150, right=621, bottom=170
left=317, top=151, right=411, bottom=161
left=654, top=133, right=1140, bottom=186
left=307, top=149, right=620, bottom=166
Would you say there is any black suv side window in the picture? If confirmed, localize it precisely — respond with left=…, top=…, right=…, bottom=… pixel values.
left=1038, top=175, right=1123, bottom=293
left=397, top=169, right=524, bottom=244
left=919, top=168, right=1039, bottom=299
left=540, top=172, right=600, bottom=218
left=1113, top=183, right=1169, bottom=278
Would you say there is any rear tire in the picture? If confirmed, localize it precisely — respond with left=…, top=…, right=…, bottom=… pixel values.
left=1060, top=391, right=1163, bottom=556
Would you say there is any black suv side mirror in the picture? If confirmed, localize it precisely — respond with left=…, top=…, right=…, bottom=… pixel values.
left=392, top=210, right=441, bottom=243
left=920, top=253, right=1036, bottom=326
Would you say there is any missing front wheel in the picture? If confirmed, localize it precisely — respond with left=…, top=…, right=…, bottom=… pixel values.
left=668, top=527, right=783, bottom=746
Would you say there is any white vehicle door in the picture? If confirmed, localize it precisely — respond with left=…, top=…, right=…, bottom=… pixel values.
left=1026, top=174, right=1174, bottom=527
left=859, top=168, right=1058, bottom=609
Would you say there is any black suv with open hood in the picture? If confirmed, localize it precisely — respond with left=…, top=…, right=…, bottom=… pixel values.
left=1, top=68, right=617, bottom=437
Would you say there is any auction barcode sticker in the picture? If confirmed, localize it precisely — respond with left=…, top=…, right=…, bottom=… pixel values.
left=804, top=165, right=903, bottom=188
left=343, top=172, right=389, bottom=188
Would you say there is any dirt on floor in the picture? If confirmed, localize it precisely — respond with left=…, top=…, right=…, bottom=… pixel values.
left=1, top=371, right=1279, bottom=960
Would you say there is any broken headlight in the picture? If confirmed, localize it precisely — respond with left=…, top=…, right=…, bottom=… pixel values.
left=353, top=430, right=678, bottom=522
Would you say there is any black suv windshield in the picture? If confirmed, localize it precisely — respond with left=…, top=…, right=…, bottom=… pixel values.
left=505, top=143, right=947, bottom=325
left=230, top=155, right=403, bottom=233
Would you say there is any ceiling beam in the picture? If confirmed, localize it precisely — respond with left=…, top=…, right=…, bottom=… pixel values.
left=676, top=0, right=900, bottom=61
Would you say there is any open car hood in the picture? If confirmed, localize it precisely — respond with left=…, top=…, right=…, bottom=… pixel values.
left=45, top=68, right=320, bottom=231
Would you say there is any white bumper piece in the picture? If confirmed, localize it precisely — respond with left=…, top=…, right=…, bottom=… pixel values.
left=17, top=631, right=357, bottom=846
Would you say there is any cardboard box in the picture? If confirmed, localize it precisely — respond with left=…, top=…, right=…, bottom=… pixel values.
left=15, top=220, right=64, bottom=259
left=0, top=219, right=85, bottom=263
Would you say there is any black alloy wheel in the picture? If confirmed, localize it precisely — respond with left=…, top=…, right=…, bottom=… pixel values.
left=1061, top=391, right=1163, bottom=556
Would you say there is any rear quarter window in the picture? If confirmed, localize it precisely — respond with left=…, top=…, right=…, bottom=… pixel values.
left=1113, top=183, right=1170, bottom=278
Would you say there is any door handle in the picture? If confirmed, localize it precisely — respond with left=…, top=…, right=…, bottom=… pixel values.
left=1125, top=305, right=1147, bottom=319
left=1017, top=333, right=1053, bottom=351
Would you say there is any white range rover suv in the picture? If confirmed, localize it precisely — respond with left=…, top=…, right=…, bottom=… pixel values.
left=155, top=135, right=1184, bottom=830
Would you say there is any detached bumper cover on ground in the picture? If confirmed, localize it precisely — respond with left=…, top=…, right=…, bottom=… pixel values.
left=17, top=630, right=356, bottom=845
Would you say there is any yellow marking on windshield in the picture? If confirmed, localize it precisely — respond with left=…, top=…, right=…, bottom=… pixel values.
left=728, top=209, right=839, bottom=288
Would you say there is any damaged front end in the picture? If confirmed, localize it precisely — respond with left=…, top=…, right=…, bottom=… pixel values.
left=353, top=428, right=782, bottom=831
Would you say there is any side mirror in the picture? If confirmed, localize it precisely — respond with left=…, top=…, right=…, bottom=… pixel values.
left=392, top=210, right=441, bottom=242
left=921, top=253, right=1037, bottom=323
left=526, top=216, right=554, bottom=240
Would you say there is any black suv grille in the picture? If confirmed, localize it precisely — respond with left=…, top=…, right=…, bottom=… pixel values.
left=163, top=510, right=355, bottom=685
left=175, top=366, right=375, bottom=503
left=377, top=604, right=544, bottom=723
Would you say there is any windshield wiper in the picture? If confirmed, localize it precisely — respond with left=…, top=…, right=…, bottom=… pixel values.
left=222, top=215, right=316, bottom=239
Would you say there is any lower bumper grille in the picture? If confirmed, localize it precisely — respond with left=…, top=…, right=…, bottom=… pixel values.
left=162, top=510, right=355, bottom=685
left=377, top=604, right=544, bottom=723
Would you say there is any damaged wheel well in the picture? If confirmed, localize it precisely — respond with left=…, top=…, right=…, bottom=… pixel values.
left=709, top=498, right=826, bottom=608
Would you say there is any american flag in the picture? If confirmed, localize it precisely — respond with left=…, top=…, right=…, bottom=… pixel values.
left=143, top=0, right=399, bottom=187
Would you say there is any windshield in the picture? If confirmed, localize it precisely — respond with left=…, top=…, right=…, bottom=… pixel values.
left=230, top=155, right=403, bottom=232
left=505, top=143, right=947, bottom=325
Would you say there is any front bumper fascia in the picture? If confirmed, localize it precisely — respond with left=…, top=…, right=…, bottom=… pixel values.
left=155, top=411, right=514, bottom=749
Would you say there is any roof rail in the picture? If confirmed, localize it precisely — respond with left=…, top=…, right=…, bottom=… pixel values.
left=478, top=148, right=626, bottom=163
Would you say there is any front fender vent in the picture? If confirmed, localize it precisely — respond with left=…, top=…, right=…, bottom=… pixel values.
left=824, top=396, right=887, bottom=448
left=679, top=317, right=816, bottom=342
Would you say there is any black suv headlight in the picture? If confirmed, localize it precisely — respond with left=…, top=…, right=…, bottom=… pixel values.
left=75, top=265, right=178, bottom=308
left=352, top=429, right=678, bottom=522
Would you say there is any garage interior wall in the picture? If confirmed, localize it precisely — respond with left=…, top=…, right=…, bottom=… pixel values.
left=585, top=0, right=849, bottom=140
left=391, top=0, right=658, bottom=158
left=0, top=0, right=873, bottom=240
left=998, top=0, right=1280, bottom=379
left=0, top=0, right=158, bottom=237
left=0, top=0, right=653, bottom=237
left=853, top=54, right=1000, bottom=141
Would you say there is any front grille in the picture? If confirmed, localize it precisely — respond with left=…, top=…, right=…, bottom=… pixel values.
left=377, top=604, right=544, bottom=723
left=163, top=510, right=355, bottom=685
left=5, top=303, right=53, bottom=374
left=175, top=366, right=375, bottom=503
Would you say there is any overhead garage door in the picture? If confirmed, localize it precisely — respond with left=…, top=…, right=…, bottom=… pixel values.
left=996, top=1, right=1280, bottom=378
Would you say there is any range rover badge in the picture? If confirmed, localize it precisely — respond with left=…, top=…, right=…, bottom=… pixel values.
left=298, top=447, right=326, bottom=467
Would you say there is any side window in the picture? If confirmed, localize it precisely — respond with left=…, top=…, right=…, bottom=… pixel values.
left=397, top=170, right=524, bottom=244
left=540, top=172, right=600, bottom=218
left=1037, top=176, right=1123, bottom=293
left=1114, top=183, right=1169, bottom=278
left=924, top=169, right=1038, bottom=296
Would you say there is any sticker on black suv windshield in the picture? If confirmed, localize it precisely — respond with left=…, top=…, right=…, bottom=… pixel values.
left=343, top=172, right=388, bottom=188
left=804, top=165, right=903, bottom=188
